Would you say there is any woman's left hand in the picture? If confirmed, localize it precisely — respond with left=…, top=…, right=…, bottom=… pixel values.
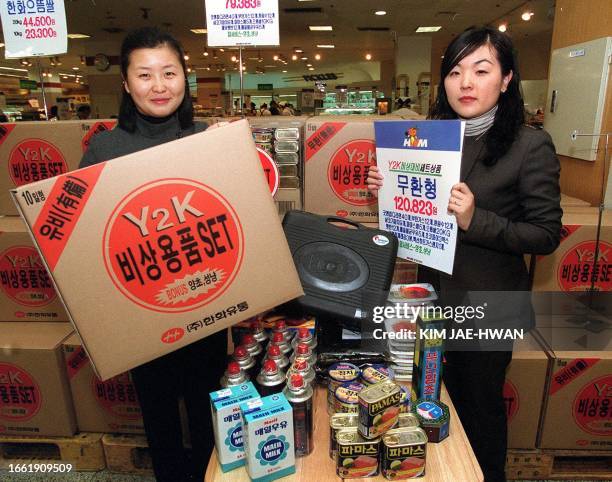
left=448, top=182, right=475, bottom=231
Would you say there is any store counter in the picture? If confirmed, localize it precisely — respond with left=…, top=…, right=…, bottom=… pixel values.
left=205, top=384, right=483, bottom=482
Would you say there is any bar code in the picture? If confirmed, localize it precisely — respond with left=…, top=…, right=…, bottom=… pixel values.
left=276, top=201, right=295, bottom=216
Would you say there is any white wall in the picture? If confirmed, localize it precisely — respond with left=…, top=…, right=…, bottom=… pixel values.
left=395, top=36, right=432, bottom=102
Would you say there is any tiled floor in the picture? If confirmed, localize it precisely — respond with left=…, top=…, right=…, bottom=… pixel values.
left=0, top=470, right=155, bottom=481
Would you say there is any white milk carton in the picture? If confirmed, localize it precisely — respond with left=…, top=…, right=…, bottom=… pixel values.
left=210, top=382, right=259, bottom=472
left=240, top=393, right=296, bottom=482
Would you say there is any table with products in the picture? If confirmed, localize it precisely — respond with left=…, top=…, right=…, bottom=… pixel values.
left=205, top=383, right=483, bottom=482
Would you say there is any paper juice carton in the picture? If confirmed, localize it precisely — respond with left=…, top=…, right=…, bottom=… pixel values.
left=210, top=382, right=259, bottom=472
left=240, top=393, right=296, bottom=482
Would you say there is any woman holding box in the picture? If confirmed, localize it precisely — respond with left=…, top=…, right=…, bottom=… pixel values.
left=80, top=27, right=227, bottom=482
left=367, top=27, right=562, bottom=482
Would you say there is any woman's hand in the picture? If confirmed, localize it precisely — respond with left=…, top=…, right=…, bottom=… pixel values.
left=366, top=165, right=384, bottom=198
left=448, top=182, right=475, bottom=230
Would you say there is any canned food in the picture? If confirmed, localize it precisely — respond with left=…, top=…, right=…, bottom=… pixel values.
left=414, top=399, right=450, bottom=443
left=274, top=140, right=299, bottom=153
left=336, top=429, right=380, bottom=479
left=275, top=128, right=300, bottom=141
left=334, top=381, right=365, bottom=414
left=329, top=413, right=359, bottom=459
left=252, top=128, right=274, bottom=143
left=361, top=364, right=394, bottom=386
left=255, top=142, right=274, bottom=155
left=275, top=152, right=299, bottom=165
left=381, top=427, right=427, bottom=479
left=278, top=164, right=298, bottom=177
left=397, top=412, right=419, bottom=429
left=328, top=363, right=361, bottom=411
left=399, top=386, right=412, bottom=413
left=279, top=176, right=300, bottom=189
left=358, top=380, right=401, bottom=439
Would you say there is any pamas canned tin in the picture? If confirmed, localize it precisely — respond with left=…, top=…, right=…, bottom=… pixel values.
left=414, top=399, right=450, bottom=443
left=335, top=381, right=365, bottom=414
left=329, top=413, right=359, bottom=460
left=361, top=364, right=394, bottom=386
left=397, top=412, right=419, bottom=429
left=381, top=427, right=427, bottom=479
left=336, top=429, right=380, bottom=479
left=328, top=363, right=361, bottom=410
left=358, top=380, right=402, bottom=439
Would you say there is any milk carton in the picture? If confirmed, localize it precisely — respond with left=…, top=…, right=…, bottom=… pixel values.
left=240, top=393, right=296, bottom=482
left=210, top=382, right=259, bottom=472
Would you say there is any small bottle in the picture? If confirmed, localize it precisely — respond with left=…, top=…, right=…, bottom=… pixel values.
left=255, top=359, right=286, bottom=396
left=272, top=319, right=294, bottom=343
left=268, top=331, right=292, bottom=356
left=219, top=361, right=249, bottom=388
left=264, top=344, right=290, bottom=371
left=290, top=343, right=317, bottom=367
left=232, top=345, right=257, bottom=380
left=250, top=320, right=268, bottom=344
left=283, top=373, right=314, bottom=457
left=291, top=327, right=317, bottom=351
left=287, top=358, right=316, bottom=387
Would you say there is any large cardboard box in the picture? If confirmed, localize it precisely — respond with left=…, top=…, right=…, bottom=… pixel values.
left=505, top=332, right=551, bottom=449
left=538, top=328, right=612, bottom=450
left=0, top=120, right=116, bottom=215
left=0, top=322, right=76, bottom=436
left=0, top=216, right=68, bottom=321
left=532, top=208, right=611, bottom=292
left=11, top=120, right=303, bottom=380
left=63, top=333, right=144, bottom=434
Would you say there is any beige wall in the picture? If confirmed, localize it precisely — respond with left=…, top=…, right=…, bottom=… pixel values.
left=514, top=31, right=552, bottom=81
left=87, top=74, right=122, bottom=119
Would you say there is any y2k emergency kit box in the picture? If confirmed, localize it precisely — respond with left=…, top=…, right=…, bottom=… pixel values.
left=0, top=216, right=68, bottom=322
left=0, top=322, right=76, bottom=436
left=63, top=333, right=144, bottom=434
left=0, top=120, right=116, bottom=215
left=11, top=120, right=303, bottom=381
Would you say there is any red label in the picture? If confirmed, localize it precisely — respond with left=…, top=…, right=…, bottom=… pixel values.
left=81, top=121, right=117, bottom=152
left=572, top=375, right=612, bottom=436
left=0, top=123, right=16, bottom=148
left=91, top=372, right=141, bottom=419
left=33, top=164, right=105, bottom=271
left=305, top=122, right=346, bottom=161
left=327, top=139, right=377, bottom=206
left=550, top=358, right=600, bottom=395
left=503, top=379, right=520, bottom=423
left=161, top=327, right=185, bottom=344
left=9, top=139, right=68, bottom=187
left=0, top=246, right=56, bottom=306
left=66, top=346, right=89, bottom=379
left=103, top=179, right=244, bottom=313
left=557, top=240, right=611, bottom=292
left=0, top=363, right=42, bottom=421
left=257, top=148, right=279, bottom=196
left=336, top=210, right=349, bottom=218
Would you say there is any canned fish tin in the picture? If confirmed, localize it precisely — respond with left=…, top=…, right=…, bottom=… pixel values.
left=275, top=128, right=300, bottom=141
left=399, top=386, right=412, bottom=413
left=278, top=164, right=298, bottom=177
left=381, top=427, right=427, bottom=479
left=274, top=140, right=299, bottom=153
left=328, top=363, right=361, bottom=410
left=361, top=364, right=395, bottom=386
left=329, top=413, right=359, bottom=459
left=275, top=152, right=299, bottom=165
left=414, top=399, right=450, bottom=443
left=397, top=412, right=419, bottom=429
left=279, top=177, right=300, bottom=189
left=336, top=429, right=380, bottom=478
left=334, top=381, right=365, bottom=414
left=358, top=380, right=402, bottom=439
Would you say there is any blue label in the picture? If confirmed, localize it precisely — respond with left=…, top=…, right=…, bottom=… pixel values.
left=255, top=435, right=290, bottom=466
left=417, top=401, right=443, bottom=420
left=374, top=120, right=462, bottom=152
left=225, top=424, right=243, bottom=452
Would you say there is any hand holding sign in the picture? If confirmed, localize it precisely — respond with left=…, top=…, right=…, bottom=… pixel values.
left=448, top=182, right=475, bottom=230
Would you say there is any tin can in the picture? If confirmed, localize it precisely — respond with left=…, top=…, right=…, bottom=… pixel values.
left=282, top=373, right=314, bottom=457
left=381, top=427, right=427, bottom=479
left=328, top=363, right=361, bottom=411
left=241, top=334, right=263, bottom=365
left=255, top=359, right=286, bottom=397
left=279, top=176, right=300, bottom=189
left=414, top=399, right=450, bottom=443
left=397, top=412, right=420, bottom=429
left=334, top=381, right=365, bottom=414
left=274, top=140, right=299, bottom=153
left=336, top=429, right=380, bottom=478
left=254, top=142, right=274, bottom=156
left=264, top=344, right=290, bottom=371
left=275, top=127, right=300, bottom=141
left=278, top=164, right=298, bottom=177
left=361, top=364, right=395, bottom=386
left=272, top=319, right=294, bottom=343
left=252, top=128, right=274, bottom=143
left=290, top=343, right=316, bottom=367
left=358, top=380, right=402, bottom=439
left=291, top=327, right=317, bottom=351
left=399, top=386, right=412, bottom=413
left=219, top=361, right=249, bottom=388
left=250, top=320, right=268, bottom=344
left=329, top=413, right=359, bottom=459
left=232, top=345, right=257, bottom=379
left=269, top=331, right=292, bottom=356
left=275, top=152, right=299, bottom=165
left=286, top=358, right=315, bottom=387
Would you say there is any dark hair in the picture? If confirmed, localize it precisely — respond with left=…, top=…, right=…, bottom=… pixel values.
left=118, top=26, right=193, bottom=132
left=430, top=26, right=524, bottom=166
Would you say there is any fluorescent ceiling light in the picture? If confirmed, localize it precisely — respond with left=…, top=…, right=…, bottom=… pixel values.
left=317, top=44, right=335, bottom=48
left=309, top=26, right=333, bottom=31
left=0, top=66, right=28, bottom=72
left=0, top=43, right=4, bottom=48
left=67, top=33, right=90, bottom=39
left=375, top=11, right=387, bottom=16
left=415, top=26, right=442, bottom=32
left=190, top=28, right=207, bottom=34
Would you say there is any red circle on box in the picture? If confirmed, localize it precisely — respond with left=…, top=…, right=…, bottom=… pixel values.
left=161, top=327, right=185, bottom=344
left=0, top=363, right=42, bottom=421
left=503, top=380, right=519, bottom=424
left=0, top=246, right=56, bottom=307
left=327, top=139, right=377, bottom=206
left=558, top=241, right=612, bottom=292
left=8, top=139, right=67, bottom=186
left=103, top=179, right=244, bottom=313
left=91, top=372, right=141, bottom=420
left=257, top=148, right=279, bottom=196
left=572, top=374, right=612, bottom=436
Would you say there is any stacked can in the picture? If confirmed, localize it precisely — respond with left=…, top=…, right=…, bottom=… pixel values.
left=286, top=358, right=316, bottom=387
left=327, top=363, right=361, bottom=414
left=263, top=343, right=290, bottom=371
left=219, top=361, right=249, bottom=388
left=255, top=359, right=286, bottom=397
left=290, top=343, right=316, bottom=367
left=231, top=345, right=257, bottom=380
left=250, top=125, right=302, bottom=189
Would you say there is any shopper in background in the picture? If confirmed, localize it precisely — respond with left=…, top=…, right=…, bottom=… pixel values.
left=259, top=102, right=271, bottom=116
left=79, top=26, right=227, bottom=482
left=269, top=99, right=281, bottom=115
left=367, top=26, right=562, bottom=482
left=47, top=105, right=59, bottom=121
left=76, top=104, right=92, bottom=119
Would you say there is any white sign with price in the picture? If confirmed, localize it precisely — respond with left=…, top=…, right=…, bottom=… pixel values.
left=0, top=0, right=67, bottom=58
left=205, top=0, right=279, bottom=47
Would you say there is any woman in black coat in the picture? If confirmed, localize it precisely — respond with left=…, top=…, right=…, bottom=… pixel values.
left=368, top=27, right=562, bottom=482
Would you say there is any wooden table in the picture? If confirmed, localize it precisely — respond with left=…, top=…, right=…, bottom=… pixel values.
left=205, top=384, right=483, bottom=482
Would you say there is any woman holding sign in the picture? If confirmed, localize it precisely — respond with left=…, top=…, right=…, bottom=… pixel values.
left=368, top=27, right=562, bottom=482
left=80, top=27, right=227, bottom=482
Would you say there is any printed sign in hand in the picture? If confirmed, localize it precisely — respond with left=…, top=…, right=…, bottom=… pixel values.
left=257, top=148, right=279, bottom=196
left=374, top=120, right=464, bottom=275
left=0, top=0, right=68, bottom=58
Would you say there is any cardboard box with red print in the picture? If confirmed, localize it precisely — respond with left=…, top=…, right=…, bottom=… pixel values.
left=0, top=120, right=116, bottom=215
left=11, top=120, right=303, bottom=381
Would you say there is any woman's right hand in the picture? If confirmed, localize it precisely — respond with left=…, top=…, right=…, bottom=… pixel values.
left=366, top=165, right=384, bottom=197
